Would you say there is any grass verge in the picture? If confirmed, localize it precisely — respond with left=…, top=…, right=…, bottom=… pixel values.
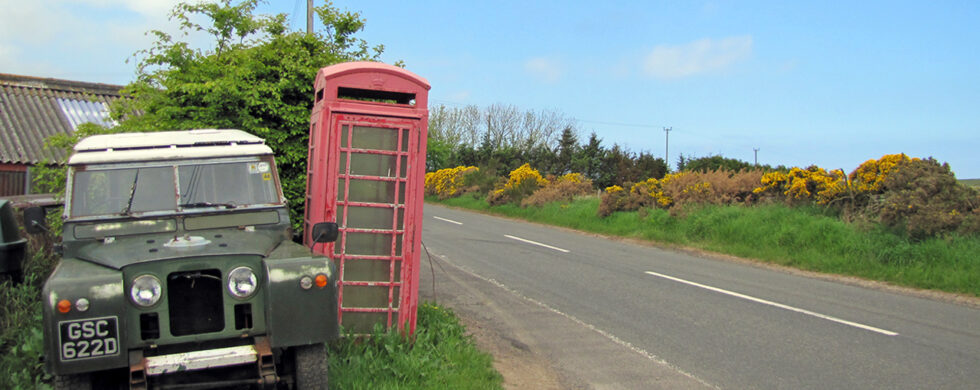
left=329, top=303, right=502, bottom=389
left=436, top=195, right=980, bottom=297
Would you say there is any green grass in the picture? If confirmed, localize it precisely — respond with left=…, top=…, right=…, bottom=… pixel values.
left=329, top=303, right=502, bottom=389
left=433, top=195, right=980, bottom=297
left=1, top=248, right=501, bottom=390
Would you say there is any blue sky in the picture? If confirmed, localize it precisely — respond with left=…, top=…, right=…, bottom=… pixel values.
left=2, top=1, right=977, bottom=178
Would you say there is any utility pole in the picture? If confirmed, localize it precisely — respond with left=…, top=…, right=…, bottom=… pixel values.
left=753, top=148, right=760, bottom=166
left=663, top=127, right=672, bottom=166
left=307, top=0, right=314, bottom=34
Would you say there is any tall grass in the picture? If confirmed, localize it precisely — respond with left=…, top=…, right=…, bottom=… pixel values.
left=433, top=196, right=980, bottom=297
left=329, top=302, right=502, bottom=389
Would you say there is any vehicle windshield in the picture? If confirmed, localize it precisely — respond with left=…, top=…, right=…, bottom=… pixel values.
left=69, top=157, right=281, bottom=218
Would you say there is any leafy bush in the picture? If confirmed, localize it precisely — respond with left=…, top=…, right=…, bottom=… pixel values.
left=0, top=251, right=55, bottom=390
left=677, top=154, right=755, bottom=172
left=522, top=173, right=594, bottom=207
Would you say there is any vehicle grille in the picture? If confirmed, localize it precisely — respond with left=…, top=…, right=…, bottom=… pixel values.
left=168, top=269, right=224, bottom=336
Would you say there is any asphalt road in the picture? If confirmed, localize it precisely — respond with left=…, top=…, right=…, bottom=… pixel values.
left=420, top=203, right=980, bottom=389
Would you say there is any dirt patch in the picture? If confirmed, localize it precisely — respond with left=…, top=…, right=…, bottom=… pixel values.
left=420, top=257, right=572, bottom=389
left=455, top=312, right=567, bottom=390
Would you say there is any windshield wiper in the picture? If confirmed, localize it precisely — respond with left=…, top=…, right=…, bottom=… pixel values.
left=179, top=202, right=237, bottom=209
left=121, top=169, right=140, bottom=215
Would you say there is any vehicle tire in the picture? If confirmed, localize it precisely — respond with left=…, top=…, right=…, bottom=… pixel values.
left=54, top=373, right=92, bottom=390
left=294, top=343, right=328, bottom=390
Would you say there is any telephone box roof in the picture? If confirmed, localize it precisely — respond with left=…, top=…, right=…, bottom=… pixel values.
left=317, top=62, right=430, bottom=91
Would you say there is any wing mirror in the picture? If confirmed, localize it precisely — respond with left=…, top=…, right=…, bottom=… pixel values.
left=311, top=222, right=339, bottom=243
left=23, top=206, right=47, bottom=235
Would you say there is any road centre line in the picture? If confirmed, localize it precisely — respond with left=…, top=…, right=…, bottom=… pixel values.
left=644, top=271, right=899, bottom=336
left=433, top=216, right=463, bottom=225
left=505, top=234, right=570, bottom=253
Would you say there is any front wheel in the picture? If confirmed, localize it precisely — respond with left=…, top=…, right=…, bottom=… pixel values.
left=293, top=343, right=328, bottom=390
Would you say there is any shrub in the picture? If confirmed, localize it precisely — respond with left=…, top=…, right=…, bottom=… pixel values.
left=667, top=169, right=764, bottom=208
left=849, top=153, right=915, bottom=194
left=753, top=166, right=846, bottom=205
left=877, top=158, right=980, bottom=239
left=487, top=164, right=548, bottom=206
left=522, top=173, right=594, bottom=207
left=598, top=185, right=628, bottom=217
left=424, top=166, right=479, bottom=199
left=598, top=169, right=765, bottom=217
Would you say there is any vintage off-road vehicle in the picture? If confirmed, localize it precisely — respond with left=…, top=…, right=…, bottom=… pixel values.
left=32, top=129, right=339, bottom=389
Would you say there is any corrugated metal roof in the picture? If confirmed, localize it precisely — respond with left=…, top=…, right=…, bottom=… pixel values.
left=0, top=73, right=126, bottom=165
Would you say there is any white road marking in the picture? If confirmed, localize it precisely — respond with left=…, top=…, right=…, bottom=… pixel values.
left=504, top=234, right=570, bottom=253
left=644, top=271, right=899, bottom=336
left=433, top=216, right=463, bottom=225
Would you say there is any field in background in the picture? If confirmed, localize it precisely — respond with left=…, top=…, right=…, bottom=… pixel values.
left=961, top=179, right=980, bottom=188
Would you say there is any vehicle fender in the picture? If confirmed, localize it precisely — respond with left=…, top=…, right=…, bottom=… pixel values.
left=42, top=259, right=128, bottom=375
left=263, top=244, right=339, bottom=348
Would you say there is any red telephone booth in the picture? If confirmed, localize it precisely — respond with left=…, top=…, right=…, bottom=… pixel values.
left=304, top=62, right=429, bottom=334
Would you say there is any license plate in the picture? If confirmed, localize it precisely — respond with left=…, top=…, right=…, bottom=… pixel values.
left=59, top=316, right=120, bottom=361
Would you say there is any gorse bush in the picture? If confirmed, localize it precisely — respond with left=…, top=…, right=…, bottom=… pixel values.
left=876, top=158, right=980, bottom=239
left=522, top=173, right=593, bottom=207
left=597, top=169, right=764, bottom=217
left=753, top=166, right=847, bottom=205
left=850, top=153, right=915, bottom=194
left=424, top=166, right=479, bottom=199
left=432, top=153, right=977, bottom=240
left=487, top=164, right=548, bottom=206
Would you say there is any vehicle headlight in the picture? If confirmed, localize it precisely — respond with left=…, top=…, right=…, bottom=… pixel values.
left=131, top=274, right=162, bottom=307
left=228, top=267, right=258, bottom=298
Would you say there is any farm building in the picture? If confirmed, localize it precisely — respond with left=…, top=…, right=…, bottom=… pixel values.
left=0, top=73, right=124, bottom=196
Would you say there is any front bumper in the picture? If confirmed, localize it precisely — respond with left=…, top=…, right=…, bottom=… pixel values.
left=129, top=337, right=277, bottom=389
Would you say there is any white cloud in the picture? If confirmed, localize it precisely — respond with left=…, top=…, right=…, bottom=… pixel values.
left=449, top=91, right=470, bottom=103
left=75, top=0, right=179, bottom=17
left=643, top=35, right=753, bottom=79
left=0, top=0, right=184, bottom=82
left=524, top=57, right=564, bottom=83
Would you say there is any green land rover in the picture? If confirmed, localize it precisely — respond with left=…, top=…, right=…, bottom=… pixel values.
left=32, top=129, right=339, bottom=389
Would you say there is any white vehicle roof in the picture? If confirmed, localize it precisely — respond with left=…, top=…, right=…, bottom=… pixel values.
left=68, top=129, right=274, bottom=165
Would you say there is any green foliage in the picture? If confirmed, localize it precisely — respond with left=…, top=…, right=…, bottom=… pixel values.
left=596, top=146, right=667, bottom=189
left=106, top=0, right=384, bottom=233
left=0, top=251, right=56, bottom=390
left=429, top=197, right=980, bottom=296
left=329, top=303, right=502, bottom=389
left=677, top=154, right=756, bottom=172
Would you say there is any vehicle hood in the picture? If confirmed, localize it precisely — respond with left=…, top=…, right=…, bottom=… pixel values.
left=73, top=228, right=284, bottom=269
